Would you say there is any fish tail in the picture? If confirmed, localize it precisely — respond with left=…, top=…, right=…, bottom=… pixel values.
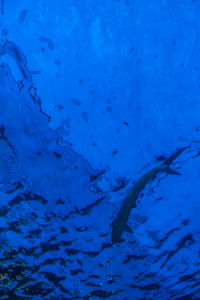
left=162, top=146, right=188, bottom=167
left=162, top=166, right=182, bottom=175
left=161, top=146, right=188, bottom=175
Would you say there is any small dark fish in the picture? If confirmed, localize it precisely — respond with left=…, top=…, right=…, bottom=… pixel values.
left=111, top=147, right=188, bottom=244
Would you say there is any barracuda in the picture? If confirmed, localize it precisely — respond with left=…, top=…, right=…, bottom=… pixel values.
left=111, top=147, right=188, bottom=244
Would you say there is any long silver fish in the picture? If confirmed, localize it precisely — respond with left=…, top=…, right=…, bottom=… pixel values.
left=111, top=147, right=188, bottom=244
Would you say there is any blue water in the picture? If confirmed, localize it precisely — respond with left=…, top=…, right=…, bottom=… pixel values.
left=0, top=1, right=200, bottom=299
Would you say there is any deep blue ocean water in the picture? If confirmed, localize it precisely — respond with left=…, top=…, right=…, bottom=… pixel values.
left=0, top=1, right=200, bottom=299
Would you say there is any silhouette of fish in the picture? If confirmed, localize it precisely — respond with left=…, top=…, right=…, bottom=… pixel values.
left=111, top=147, right=188, bottom=244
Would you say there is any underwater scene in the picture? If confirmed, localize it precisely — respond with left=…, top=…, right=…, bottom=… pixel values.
left=0, top=0, right=200, bottom=299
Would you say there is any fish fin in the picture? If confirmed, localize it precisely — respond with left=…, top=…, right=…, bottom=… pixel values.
left=164, top=166, right=182, bottom=175
left=162, top=146, right=188, bottom=167
left=125, top=225, right=133, bottom=234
